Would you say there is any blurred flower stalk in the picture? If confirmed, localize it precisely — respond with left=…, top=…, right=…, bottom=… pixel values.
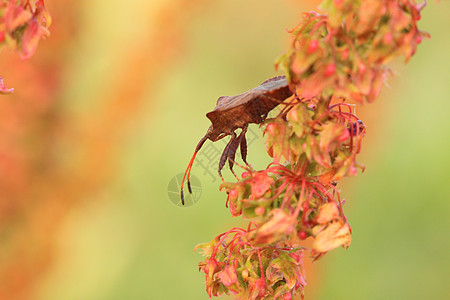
left=195, top=0, right=428, bottom=299
left=0, top=1, right=208, bottom=299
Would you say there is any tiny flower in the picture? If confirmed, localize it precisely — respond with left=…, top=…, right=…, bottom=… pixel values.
left=218, top=265, right=240, bottom=293
left=19, top=19, right=49, bottom=60
left=204, top=258, right=220, bottom=278
left=313, top=221, right=351, bottom=253
left=348, top=165, right=357, bottom=176
left=248, top=171, right=273, bottom=199
left=248, top=209, right=295, bottom=245
left=315, top=202, right=340, bottom=224
left=252, top=278, right=267, bottom=298
left=0, top=77, right=14, bottom=94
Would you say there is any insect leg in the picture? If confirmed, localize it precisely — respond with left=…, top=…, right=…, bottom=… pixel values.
left=218, top=132, right=236, bottom=182
left=228, top=130, right=245, bottom=180
left=239, top=126, right=249, bottom=167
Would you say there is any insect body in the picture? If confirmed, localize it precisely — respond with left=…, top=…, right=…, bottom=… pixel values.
left=180, top=76, right=293, bottom=204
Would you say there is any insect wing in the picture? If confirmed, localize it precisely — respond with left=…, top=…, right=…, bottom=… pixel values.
left=254, top=76, right=288, bottom=92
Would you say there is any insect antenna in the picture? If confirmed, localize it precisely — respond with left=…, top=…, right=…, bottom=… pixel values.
left=180, top=135, right=208, bottom=205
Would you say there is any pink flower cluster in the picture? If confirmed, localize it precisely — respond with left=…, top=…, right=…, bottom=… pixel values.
left=196, top=1, right=428, bottom=299
left=0, top=0, right=51, bottom=93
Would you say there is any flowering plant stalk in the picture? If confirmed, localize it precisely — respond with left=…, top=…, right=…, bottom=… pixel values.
left=0, top=0, right=51, bottom=93
left=196, top=0, right=428, bottom=299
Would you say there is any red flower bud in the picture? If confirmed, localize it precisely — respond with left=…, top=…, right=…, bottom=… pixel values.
left=242, top=171, right=249, bottom=179
left=302, top=201, right=309, bottom=211
left=383, top=33, right=393, bottom=44
left=358, top=63, right=366, bottom=74
left=255, top=206, right=265, bottom=216
left=218, top=265, right=238, bottom=287
left=287, top=108, right=299, bottom=122
left=341, top=48, right=349, bottom=60
left=348, top=166, right=357, bottom=176
left=298, top=230, right=308, bottom=240
left=307, top=40, right=319, bottom=54
left=334, top=0, right=344, bottom=7
left=338, top=129, right=350, bottom=141
left=266, top=123, right=276, bottom=135
left=324, top=63, right=336, bottom=77
left=229, top=189, right=238, bottom=199
left=416, top=35, right=422, bottom=44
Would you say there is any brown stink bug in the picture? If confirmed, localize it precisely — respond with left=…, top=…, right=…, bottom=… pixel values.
left=180, top=76, right=293, bottom=204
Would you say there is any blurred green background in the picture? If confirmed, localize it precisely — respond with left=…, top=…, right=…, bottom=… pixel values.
left=0, top=0, right=448, bottom=299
